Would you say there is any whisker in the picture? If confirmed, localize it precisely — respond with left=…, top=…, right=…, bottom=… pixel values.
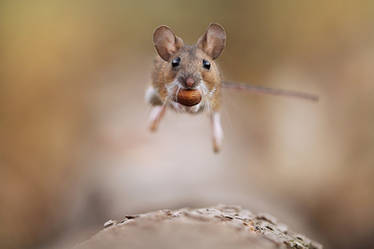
left=175, top=85, right=181, bottom=103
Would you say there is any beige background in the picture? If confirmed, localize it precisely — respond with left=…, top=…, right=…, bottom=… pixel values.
left=1, top=1, right=374, bottom=249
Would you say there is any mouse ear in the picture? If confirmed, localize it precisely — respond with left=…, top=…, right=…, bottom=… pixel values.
left=197, top=23, right=226, bottom=60
left=153, top=26, right=184, bottom=61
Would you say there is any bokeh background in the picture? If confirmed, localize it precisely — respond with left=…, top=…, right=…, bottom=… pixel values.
left=1, top=1, right=374, bottom=249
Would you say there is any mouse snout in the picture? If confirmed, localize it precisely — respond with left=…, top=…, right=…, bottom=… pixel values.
left=178, top=75, right=200, bottom=89
left=186, top=77, right=195, bottom=88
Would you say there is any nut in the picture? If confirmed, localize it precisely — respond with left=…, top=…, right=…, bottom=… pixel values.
left=175, top=89, right=202, bottom=106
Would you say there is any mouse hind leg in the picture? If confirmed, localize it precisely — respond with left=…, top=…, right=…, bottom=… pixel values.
left=208, top=86, right=223, bottom=153
left=210, top=112, right=223, bottom=153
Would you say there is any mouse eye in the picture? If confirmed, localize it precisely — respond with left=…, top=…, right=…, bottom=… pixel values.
left=171, top=57, right=181, bottom=68
left=202, top=59, right=211, bottom=70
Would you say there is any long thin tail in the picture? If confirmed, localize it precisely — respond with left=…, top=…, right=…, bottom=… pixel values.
left=222, top=81, right=319, bottom=102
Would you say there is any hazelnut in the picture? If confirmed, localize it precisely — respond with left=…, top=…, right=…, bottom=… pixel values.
left=175, top=89, right=202, bottom=106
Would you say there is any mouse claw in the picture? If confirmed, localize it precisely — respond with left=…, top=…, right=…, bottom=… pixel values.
left=149, top=122, right=158, bottom=132
left=213, top=143, right=221, bottom=153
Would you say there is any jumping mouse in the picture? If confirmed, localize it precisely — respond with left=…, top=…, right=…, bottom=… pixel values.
left=145, top=23, right=318, bottom=153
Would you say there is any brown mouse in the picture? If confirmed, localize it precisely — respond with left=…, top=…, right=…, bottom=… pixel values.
left=146, top=23, right=318, bottom=153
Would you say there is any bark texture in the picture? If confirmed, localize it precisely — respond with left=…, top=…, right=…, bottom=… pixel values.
left=75, top=205, right=322, bottom=249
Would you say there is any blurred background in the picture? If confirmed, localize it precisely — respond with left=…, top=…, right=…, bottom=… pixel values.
left=1, top=1, right=374, bottom=249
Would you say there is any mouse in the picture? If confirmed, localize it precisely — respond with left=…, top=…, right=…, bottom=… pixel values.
left=145, top=23, right=318, bottom=153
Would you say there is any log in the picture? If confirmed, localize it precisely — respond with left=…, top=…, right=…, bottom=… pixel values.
left=74, top=205, right=322, bottom=249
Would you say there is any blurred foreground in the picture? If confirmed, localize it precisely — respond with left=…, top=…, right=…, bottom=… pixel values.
left=76, top=205, right=322, bottom=249
left=1, top=1, right=374, bottom=249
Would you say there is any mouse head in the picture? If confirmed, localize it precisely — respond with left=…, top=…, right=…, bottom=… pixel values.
left=153, top=24, right=226, bottom=91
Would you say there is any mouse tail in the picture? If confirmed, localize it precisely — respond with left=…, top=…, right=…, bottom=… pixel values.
left=222, top=81, right=319, bottom=102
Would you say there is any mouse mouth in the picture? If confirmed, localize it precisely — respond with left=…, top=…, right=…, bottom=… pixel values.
left=173, top=89, right=202, bottom=106
left=166, top=80, right=208, bottom=113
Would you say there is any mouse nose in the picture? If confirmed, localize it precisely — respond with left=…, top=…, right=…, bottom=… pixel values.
left=185, top=77, right=195, bottom=88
